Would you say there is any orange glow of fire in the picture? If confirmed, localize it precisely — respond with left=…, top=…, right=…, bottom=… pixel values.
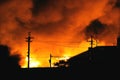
left=22, top=57, right=41, bottom=68
left=18, top=40, right=105, bottom=68
left=0, top=0, right=118, bottom=68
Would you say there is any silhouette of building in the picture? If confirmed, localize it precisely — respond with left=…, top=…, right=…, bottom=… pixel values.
left=67, top=36, right=120, bottom=68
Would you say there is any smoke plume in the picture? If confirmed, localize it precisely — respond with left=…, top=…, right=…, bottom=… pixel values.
left=0, top=0, right=119, bottom=67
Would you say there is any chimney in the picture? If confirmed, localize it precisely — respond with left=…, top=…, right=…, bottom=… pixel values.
left=117, top=36, right=120, bottom=46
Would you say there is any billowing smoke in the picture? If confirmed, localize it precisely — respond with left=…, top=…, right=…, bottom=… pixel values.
left=0, top=0, right=119, bottom=67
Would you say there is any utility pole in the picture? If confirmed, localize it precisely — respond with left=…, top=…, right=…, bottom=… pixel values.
left=49, top=53, right=52, bottom=68
left=87, top=35, right=94, bottom=64
left=26, top=32, right=33, bottom=68
left=96, top=39, right=98, bottom=47
left=88, top=35, right=94, bottom=48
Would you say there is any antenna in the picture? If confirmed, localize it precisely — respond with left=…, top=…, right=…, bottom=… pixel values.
left=26, top=32, right=34, bottom=68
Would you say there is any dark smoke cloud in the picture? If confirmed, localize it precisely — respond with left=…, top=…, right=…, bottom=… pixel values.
left=0, top=0, right=10, bottom=5
left=32, top=0, right=50, bottom=15
left=30, top=0, right=99, bottom=36
left=84, top=19, right=106, bottom=39
left=115, top=0, right=120, bottom=8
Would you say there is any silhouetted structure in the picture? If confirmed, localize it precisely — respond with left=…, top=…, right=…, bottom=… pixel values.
left=0, top=45, right=21, bottom=68
left=0, top=45, right=21, bottom=80
left=26, top=32, right=34, bottom=68
left=117, top=36, right=120, bottom=46
left=49, top=53, right=52, bottom=68
left=67, top=46, right=120, bottom=67
left=67, top=36, right=120, bottom=67
left=54, top=60, right=68, bottom=67
left=88, top=35, right=94, bottom=48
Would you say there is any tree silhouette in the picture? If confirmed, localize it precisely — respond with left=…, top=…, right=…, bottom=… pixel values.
left=0, top=45, right=21, bottom=69
left=0, top=45, right=21, bottom=80
left=54, top=60, right=68, bottom=67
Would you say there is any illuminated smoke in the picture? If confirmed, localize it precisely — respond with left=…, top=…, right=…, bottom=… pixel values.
left=0, top=0, right=119, bottom=67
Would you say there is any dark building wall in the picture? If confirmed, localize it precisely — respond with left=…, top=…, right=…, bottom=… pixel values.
left=67, top=46, right=120, bottom=68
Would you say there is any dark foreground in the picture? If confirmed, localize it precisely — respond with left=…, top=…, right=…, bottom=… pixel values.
left=1, top=65, right=119, bottom=80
